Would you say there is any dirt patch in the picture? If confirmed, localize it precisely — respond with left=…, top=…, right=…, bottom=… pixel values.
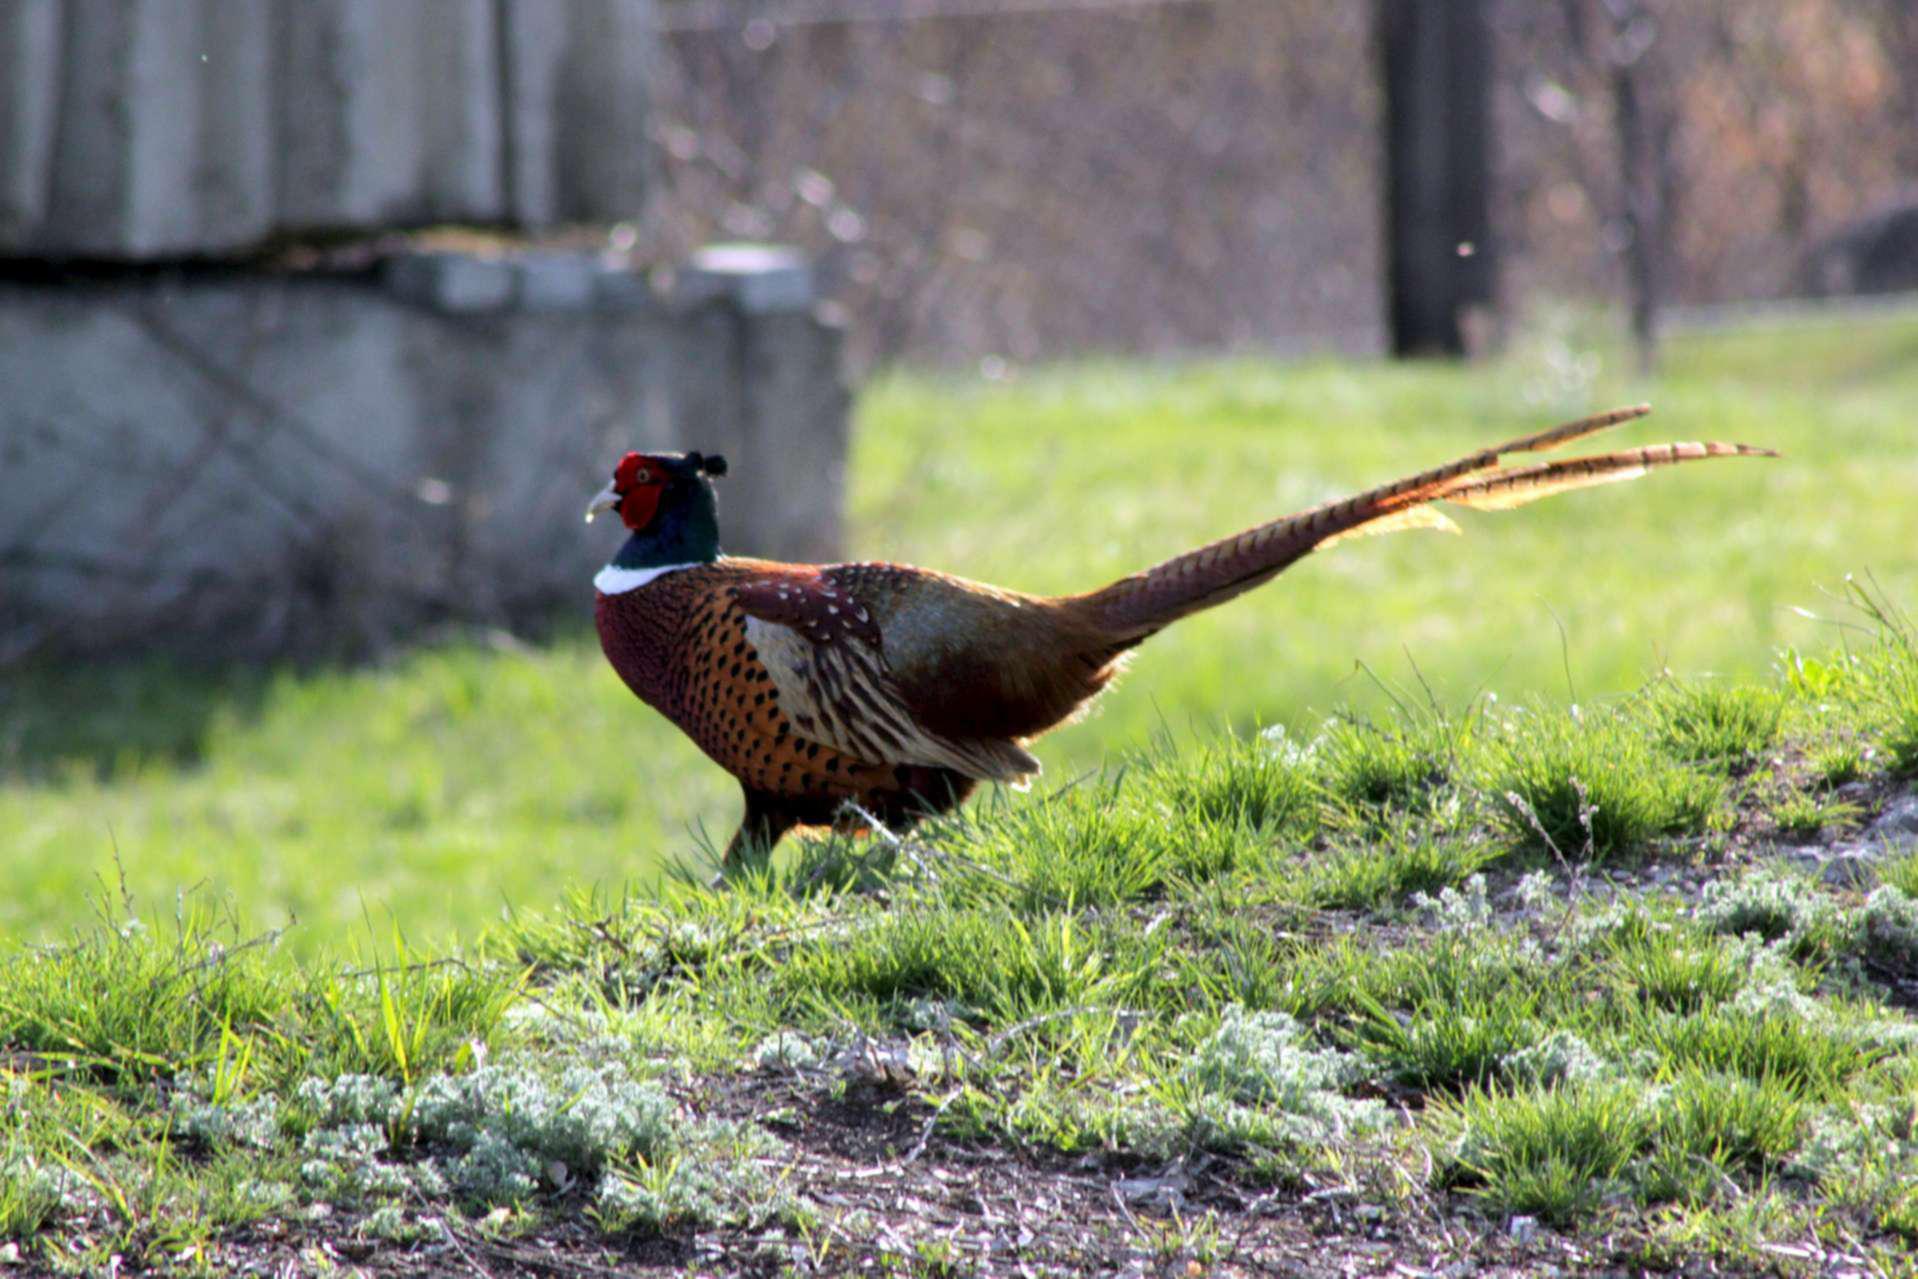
left=155, top=1076, right=1718, bottom=1278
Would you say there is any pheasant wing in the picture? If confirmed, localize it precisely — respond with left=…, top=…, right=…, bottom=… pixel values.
left=732, top=574, right=1040, bottom=783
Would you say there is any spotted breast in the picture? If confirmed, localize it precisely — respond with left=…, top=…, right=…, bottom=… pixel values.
left=594, top=558, right=983, bottom=852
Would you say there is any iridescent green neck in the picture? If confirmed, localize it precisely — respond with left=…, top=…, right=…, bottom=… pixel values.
left=611, top=481, right=721, bottom=569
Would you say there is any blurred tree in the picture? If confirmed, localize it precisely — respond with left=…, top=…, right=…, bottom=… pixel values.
left=1873, top=0, right=1918, bottom=175
left=1378, top=0, right=1496, bottom=357
left=1604, top=0, right=1670, bottom=372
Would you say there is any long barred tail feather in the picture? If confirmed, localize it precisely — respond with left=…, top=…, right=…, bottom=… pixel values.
left=1076, top=406, right=1774, bottom=642
left=1430, top=439, right=1774, bottom=511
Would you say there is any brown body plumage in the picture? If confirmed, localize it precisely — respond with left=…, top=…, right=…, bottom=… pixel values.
left=590, top=407, right=1773, bottom=864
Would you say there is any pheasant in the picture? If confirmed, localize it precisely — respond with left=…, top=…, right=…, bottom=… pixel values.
left=589, top=407, right=1772, bottom=866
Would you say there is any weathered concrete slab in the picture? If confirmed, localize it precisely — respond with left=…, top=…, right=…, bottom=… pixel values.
left=420, top=0, right=506, bottom=221
left=194, top=1, right=277, bottom=248
left=42, top=0, right=142, bottom=252
left=385, top=252, right=519, bottom=314
left=2, top=0, right=657, bottom=257
left=501, top=2, right=656, bottom=225
left=275, top=0, right=448, bottom=229
left=0, top=0, right=61, bottom=242
left=680, top=244, right=818, bottom=314
left=0, top=249, right=845, bottom=659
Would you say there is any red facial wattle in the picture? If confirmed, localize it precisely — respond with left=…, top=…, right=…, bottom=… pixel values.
left=620, top=484, right=663, bottom=531
left=613, top=453, right=666, bottom=531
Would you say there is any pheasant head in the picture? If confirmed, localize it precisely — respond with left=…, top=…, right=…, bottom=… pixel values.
left=587, top=450, right=730, bottom=574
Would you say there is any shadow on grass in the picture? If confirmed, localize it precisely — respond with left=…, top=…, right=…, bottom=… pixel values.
left=0, top=656, right=272, bottom=780
left=1, top=616, right=598, bottom=782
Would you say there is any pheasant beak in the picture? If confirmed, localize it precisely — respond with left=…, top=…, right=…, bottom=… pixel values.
left=584, top=481, right=622, bottom=524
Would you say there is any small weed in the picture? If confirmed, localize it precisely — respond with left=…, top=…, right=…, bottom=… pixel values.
left=408, top=1062, right=675, bottom=1208
left=1880, top=852, right=1918, bottom=900
left=1156, top=1006, right=1391, bottom=1158
left=0, top=1150, right=73, bottom=1238
left=1408, top=874, right=1496, bottom=934
left=1811, top=741, right=1867, bottom=789
left=1434, top=1082, right=1652, bottom=1223
left=1352, top=975, right=1546, bottom=1094
left=1184, top=1007, right=1377, bottom=1128
left=303, top=942, right=521, bottom=1083
left=1602, top=931, right=1751, bottom=1016
left=779, top=906, right=1150, bottom=1023
left=1841, top=582, right=1918, bottom=777
left=1651, top=1069, right=1806, bottom=1179
left=1488, top=706, right=1723, bottom=862
left=1641, top=1004, right=1880, bottom=1102
left=0, top=908, right=285, bottom=1086
left=1877, top=1187, right=1918, bottom=1242
left=1887, top=694, right=1918, bottom=781
left=594, top=1120, right=802, bottom=1235
left=956, top=782, right=1176, bottom=908
left=1503, top=1030, right=1610, bottom=1088
left=1318, top=715, right=1461, bottom=815
left=1653, top=685, right=1783, bottom=771
left=1140, top=733, right=1318, bottom=841
left=1304, top=830, right=1495, bottom=913
left=1769, top=792, right=1858, bottom=840
left=1860, top=885, right=1918, bottom=978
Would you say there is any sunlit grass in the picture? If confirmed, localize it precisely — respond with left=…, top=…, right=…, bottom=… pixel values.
left=0, top=605, right=1914, bottom=1264
left=3, top=306, right=1916, bottom=946
left=852, top=315, right=1918, bottom=779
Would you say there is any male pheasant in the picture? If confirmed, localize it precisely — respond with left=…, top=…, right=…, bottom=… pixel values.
left=589, top=407, right=1772, bottom=865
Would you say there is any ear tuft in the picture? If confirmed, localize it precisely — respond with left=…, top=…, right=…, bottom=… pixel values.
left=702, top=454, right=729, bottom=478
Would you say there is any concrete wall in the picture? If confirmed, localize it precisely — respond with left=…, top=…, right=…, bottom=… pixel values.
left=0, top=248, right=848, bottom=660
left=0, top=0, right=656, bottom=258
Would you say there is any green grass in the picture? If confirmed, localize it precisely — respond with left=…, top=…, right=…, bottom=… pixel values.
left=2, top=621, right=1917, bottom=1266
left=3, top=307, right=1918, bottom=951
left=1487, top=702, right=1727, bottom=862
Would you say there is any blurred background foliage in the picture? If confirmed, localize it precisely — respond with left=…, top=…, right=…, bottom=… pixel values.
left=642, top=0, right=1918, bottom=370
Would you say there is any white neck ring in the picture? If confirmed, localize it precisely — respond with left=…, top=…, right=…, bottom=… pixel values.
left=594, top=561, right=700, bottom=595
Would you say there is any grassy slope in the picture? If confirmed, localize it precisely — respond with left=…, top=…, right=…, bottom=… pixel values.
left=3, top=599, right=1918, bottom=1272
left=2, top=308, right=1916, bottom=949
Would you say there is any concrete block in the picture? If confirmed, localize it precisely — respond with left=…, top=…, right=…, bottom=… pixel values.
left=514, top=253, right=598, bottom=311
left=1, top=252, right=847, bottom=658
left=192, top=0, right=276, bottom=247
left=273, top=0, right=373, bottom=225
left=679, top=244, right=817, bottom=314
left=498, top=0, right=571, bottom=225
left=3, top=0, right=657, bottom=256
left=0, top=0, right=60, bottom=244
left=120, top=4, right=215, bottom=254
left=418, top=0, right=504, bottom=220
left=592, top=259, right=660, bottom=311
left=501, top=0, right=657, bottom=225
left=732, top=308, right=849, bottom=561
left=276, top=0, right=428, bottom=228
left=43, top=1, right=140, bottom=252
left=546, top=0, right=656, bottom=220
left=34, top=1, right=276, bottom=255
left=385, top=252, right=516, bottom=314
